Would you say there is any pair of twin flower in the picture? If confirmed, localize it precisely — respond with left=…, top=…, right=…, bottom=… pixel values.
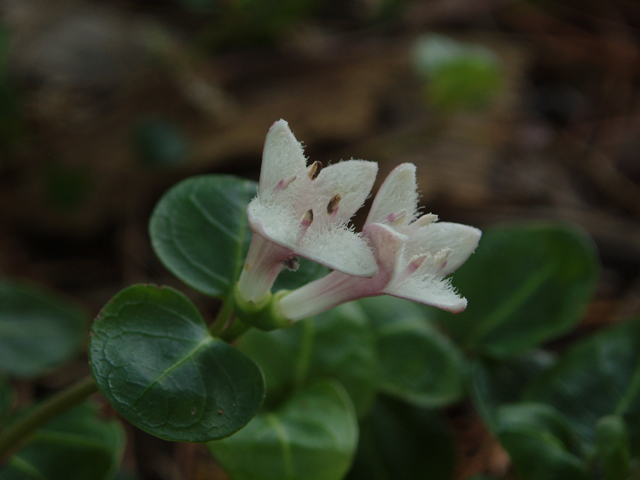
left=234, top=120, right=481, bottom=330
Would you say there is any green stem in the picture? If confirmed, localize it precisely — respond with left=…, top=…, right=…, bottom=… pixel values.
left=0, top=375, right=98, bottom=463
left=209, top=299, right=234, bottom=337
left=219, top=319, right=252, bottom=343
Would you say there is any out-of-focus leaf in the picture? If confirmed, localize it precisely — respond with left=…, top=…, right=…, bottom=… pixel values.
left=431, top=224, right=598, bottom=358
left=524, top=318, right=640, bottom=454
left=495, top=403, right=589, bottom=480
left=470, top=351, right=557, bottom=429
left=347, top=396, right=455, bottom=480
left=359, top=296, right=466, bottom=408
left=209, top=380, right=358, bottom=480
left=412, top=34, right=504, bottom=111
left=236, top=302, right=377, bottom=418
left=89, top=285, right=265, bottom=442
left=0, top=280, right=88, bottom=378
left=0, top=402, right=125, bottom=480
left=595, top=415, right=632, bottom=480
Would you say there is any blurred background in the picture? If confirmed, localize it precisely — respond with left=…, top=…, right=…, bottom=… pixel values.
left=1, top=0, right=640, bottom=478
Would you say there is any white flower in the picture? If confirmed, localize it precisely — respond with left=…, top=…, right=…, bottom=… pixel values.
left=237, top=120, right=378, bottom=303
left=276, top=163, right=481, bottom=320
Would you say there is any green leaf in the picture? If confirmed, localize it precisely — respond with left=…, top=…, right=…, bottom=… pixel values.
left=347, top=396, right=455, bottom=480
left=272, top=258, right=328, bottom=292
left=209, top=380, right=358, bottom=480
left=595, top=415, right=632, bottom=480
left=236, top=302, right=377, bottom=418
left=495, top=403, right=589, bottom=480
left=469, top=351, right=557, bottom=429
left=358, top=296, right=466, bottom=408
left=524, top=318, right=640, bottom=454
left=0, top=280, right=88, bottom=378
left=0, top=402, right=124, bottom=480
left=432, top=224, right=598, bottom=358
left=89, top=285, right=265, bottom=442
left=149, top=175, right=257, bottom=298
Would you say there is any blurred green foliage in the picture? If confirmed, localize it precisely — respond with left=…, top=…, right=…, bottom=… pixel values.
left=413, top=34, right=505, bottom=111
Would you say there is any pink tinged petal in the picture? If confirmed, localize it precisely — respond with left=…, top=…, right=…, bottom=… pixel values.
left=366, top=163, right=419, bottom=226
left=277, top=225, right=404, bottom=320
left=237, top=233, right=293, bottom=303
left=406, top=222, right=481, bottom=276
left=277, top=271, right=365, bottom=321
left=363, top=223, right=406, bottom=280
left=275, top=174, right=297, bottom=191
left=259, top=120, right=307, bottom=194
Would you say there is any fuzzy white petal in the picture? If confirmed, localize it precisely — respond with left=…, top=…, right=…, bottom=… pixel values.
left=313, top=160, right=378, bottom=226
left=385, top=275, right=468, bottom=313
left=259, top=120, right=307, bottom=194
left=298, top=228, right=377, bottom=277
left=406, top=222, right=481, bottom=276
left=366, top=163, right=419, bottom=226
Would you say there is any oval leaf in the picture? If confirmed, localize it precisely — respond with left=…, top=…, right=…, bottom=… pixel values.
left=359, top=296, right=466, bottom=408
left=0, top=402, right=124, bottom=480
left=495, top=403, right=589, bottom=480
left=89, top=285, right=265, bottom=442
left=209, top=380, right=358, bottom=480
left=149, top=175, right=257, bottom=297
left=236, top=302, right=377, bottom=418
left=432, top=224, right=598, bottom=358
left=0, top=280, right=88, bottom=378
left=347, top=396, right=455, bottom=480
left=469, top=351, right=557, bottom=429
left=524, top=318, right=640, bottom=453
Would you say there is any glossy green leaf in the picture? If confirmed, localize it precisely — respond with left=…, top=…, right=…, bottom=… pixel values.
left=0, top=280, right=88, bottom=378
left=470, top=351, right=557, bottom=429
left=209, top=380, right=358, bottom=480
left=524, top=318, right=640, bottom=453
left=595, top=415, right=632, bottom=480
left=149, top=175, right=256, bottom=297
left=236, top=302, right=377, bottom=418
left=89, top=285, right=265, bottom=442
left=495, top=403, right=589, bottom=480
left=432, top=224, right=598, bottom=358
left=359, top=296, right=466, bottom=408
left=347, top=396, right=455, bottom=480
left=0, top=402, right=124, bottom=480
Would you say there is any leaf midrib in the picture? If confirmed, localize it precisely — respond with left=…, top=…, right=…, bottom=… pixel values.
left=130, top=336, right=214, bottom=408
